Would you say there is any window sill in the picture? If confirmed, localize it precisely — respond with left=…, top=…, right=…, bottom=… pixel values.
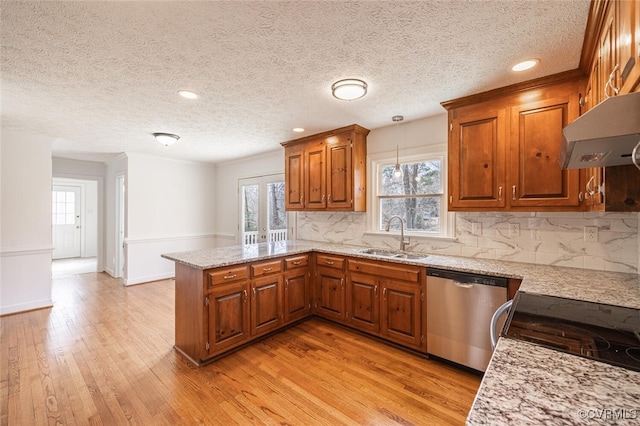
left=363, top=231, right=458, bottom=243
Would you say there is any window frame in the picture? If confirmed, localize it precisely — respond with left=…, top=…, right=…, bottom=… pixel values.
left=367, top=145, right=455, bottom=240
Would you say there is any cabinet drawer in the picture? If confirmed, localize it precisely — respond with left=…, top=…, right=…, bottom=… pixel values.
left=251, top=259, right=282, bottom=277
left=348, top=259, right=421, bottom=283
left=285, top=255, right=309, bottom=269
left=208, top=265, right=250, bottom=287
left=316, top=254, right=345, bottom=269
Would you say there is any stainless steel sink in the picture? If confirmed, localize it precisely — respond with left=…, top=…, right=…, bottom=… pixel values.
left=358, top=248, right=427, bottom=260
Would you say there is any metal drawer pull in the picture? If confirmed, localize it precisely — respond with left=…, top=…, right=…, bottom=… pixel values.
left=292, top=261, right=302, bottom=266
left=242, top=290, right=247, bottom=302
left=223, top=273, right=237, bottom=280
left=325, top=260, right=334, bottom=265
left=498, top=186, right=502, bottom=201
left=252, top=288, right=256, bottom=300
left=512, top=185, right=516, bottom=200
left=263, top=267, right=273, bottom=272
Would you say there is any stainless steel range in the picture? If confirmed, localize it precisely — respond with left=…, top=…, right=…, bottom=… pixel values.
left=503, top=292, right=640, bottom=372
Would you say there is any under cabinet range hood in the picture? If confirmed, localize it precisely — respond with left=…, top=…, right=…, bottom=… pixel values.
left=560, top=91, right=640, bottom=169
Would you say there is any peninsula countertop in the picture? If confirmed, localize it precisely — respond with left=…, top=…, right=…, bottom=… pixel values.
left=162, top=240, right=640, bottom=424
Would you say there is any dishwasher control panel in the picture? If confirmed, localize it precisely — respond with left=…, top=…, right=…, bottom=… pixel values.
left=427, top=268, right=508, bottom=288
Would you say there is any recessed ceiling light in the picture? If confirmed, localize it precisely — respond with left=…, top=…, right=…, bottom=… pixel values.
left=178, top=90, right=199, bottom=99
left=293, top=128, right=305, bottom=133
left=512, top=59, right=539, bottom=72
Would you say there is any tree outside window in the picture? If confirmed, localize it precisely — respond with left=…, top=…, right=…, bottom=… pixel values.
left=378, top=159, right=443, bottom=233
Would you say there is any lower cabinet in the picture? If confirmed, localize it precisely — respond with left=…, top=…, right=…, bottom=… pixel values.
left=315, top=254, right=347, bottom=322
left=176, top=251, right=428, bottom=365
left=347, top=259, right=426, bottom=352
left=251, top=274, right=283, bottom=337
left=207, top=280, right=251, bottom=356
left=283, top=255, right=312, bottom=324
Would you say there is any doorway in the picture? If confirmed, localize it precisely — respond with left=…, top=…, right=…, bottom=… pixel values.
left=51, top=178, right=99, bottom=274
left=239, top=174, right=292, bottom=245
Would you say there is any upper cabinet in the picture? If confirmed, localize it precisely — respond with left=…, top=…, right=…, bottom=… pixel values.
left=443, top=75, right=584, bottom=212
left=282, top=124, right=369, bottom=212
left=581, top=0, right=640, bottom=211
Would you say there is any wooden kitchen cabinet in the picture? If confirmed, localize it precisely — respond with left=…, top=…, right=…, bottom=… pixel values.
left=580, top=0, right=640, bottom=212
left=347, top=259, right=425, bottom=351
left=283, top=255, right=311, bottom=324
left=282, top=124, right=369, bottom=212
left=315, top=254, right=346, bottom=322
left=250, top=272, right=283, bottom=337
left=443, top=75, right=585, bottom=211
left=346, top=272, right=380, bottom=333
left=207, top=279, right=251, bottom=356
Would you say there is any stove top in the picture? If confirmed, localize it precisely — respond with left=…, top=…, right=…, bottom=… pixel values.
left=502, top=292, right=640, bottom=372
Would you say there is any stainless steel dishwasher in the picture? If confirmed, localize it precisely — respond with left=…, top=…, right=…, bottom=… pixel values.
left=426, top=268, right=507, bottom=372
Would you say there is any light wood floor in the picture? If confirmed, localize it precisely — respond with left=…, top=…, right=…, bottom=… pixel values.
left=0, top=272, right=481, bottom=425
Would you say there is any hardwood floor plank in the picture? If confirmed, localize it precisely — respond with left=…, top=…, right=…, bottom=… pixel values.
left=0, top=272, right=481, bottom=425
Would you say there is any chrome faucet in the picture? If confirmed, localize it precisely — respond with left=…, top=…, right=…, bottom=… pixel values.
left=385, top=215, right=410, bottom=251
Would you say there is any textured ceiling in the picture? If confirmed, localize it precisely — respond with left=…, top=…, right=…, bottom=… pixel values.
left=1, top=1, right=590, bottom=164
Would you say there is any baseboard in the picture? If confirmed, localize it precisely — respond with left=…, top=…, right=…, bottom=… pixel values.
left=0, top=299, right=53, bottom=316
left=124, top=272, right=174, bottom=286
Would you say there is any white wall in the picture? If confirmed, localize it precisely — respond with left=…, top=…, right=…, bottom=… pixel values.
left=125, top=153, right=217, bottom=285
left=0, top=130, right=53, bottom=315
left=214, top=149, right=284, bottom=247
left=105, top=154, right=127, bottom=277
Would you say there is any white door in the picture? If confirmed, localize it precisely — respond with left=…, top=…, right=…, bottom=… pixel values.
left=52, top=185, right=82, bottom=259
left=239, top=175, right=290, bottom=245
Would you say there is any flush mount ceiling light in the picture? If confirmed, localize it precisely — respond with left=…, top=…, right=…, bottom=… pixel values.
left=293, top=127, right=305, bottom=133
left=178, top=90, right=199, bottom=99
left=331, top=78, right=367, bottom=101
left=512, top=59, right=539, bottom=72
left=153, top=132, right=180, bottom=146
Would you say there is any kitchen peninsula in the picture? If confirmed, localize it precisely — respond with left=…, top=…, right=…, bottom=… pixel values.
left=163, top=240, right=640, bottom=424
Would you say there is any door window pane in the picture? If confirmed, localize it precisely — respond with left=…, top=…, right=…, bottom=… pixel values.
left=52, top=191, right=76, bottom=225
left=267, top=182, right=287, bottom=242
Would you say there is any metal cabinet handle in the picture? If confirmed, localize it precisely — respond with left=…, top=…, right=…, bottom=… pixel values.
left=252, top=288, right=256, bottom=300
left=512, top=185, right=516, bottom=201
left=300, top=195, right=304, bottom=206
left=292, top=261, right=302, bottom=266
left=383, top=288, right=387, bottom=299
left=585, top=175, right=596, bottom=197
left=325, top=260, right=334, bottom=265
left=285, top=279, right=289, bottom=289
left=340, top=278, right=344, bottom=289
left=604, top=64, right=620, bottom=99
left=263, top=267, right=273, bottom=272
left=321, top=194, right=325, bottom=203
left=243, top=290, right=247, bottom=302
left=498, top=186, right=502, bottom=201
left=223, top=273, right=237, bottom=280
left=578, top=191, right=584, bottom=202
left=374, top=285, right=378, bottom=296
left=328, top=194, right=332, bottom=202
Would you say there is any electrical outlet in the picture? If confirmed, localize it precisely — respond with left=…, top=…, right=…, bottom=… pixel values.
left=509, top=223, right=520, bottom=237
left=471, top=222, right=482, bottom=236
left=584, top=226, right=599, bottom=242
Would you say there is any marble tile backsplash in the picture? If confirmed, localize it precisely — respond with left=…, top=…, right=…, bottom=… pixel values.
left=296, top=211, right=639, bottom=274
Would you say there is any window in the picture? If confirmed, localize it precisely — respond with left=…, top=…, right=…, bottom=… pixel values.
left=373, top=152, right=449, bottom=237
left=52, top=190, right=76, bottom=225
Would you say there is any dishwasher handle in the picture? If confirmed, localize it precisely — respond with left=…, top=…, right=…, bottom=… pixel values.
left=454, top=281, right=474, bottom=289
left=490, top=299, right=513, bottom=350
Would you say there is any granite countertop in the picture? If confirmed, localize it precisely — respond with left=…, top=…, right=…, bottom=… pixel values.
left=162, top=240, right=640, bottom=424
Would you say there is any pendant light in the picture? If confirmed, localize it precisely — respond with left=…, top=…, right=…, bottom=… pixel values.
left=392, top=115, right=404, bottom=182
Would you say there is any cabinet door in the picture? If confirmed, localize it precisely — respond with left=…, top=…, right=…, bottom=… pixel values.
left=207, top=281, right=250, bottom=355
left=346, top=273, right=379, bottom=333
left=305, top=142, right=327, bottom=209
left=315, top=266, right=345, bottom=322
left=283, top=268, right=311, bottom=323
left=619, top=0, right=640, bottom=94
left=600, top=5, right=618, bottom=99
left=326, top=132, right=353, bottom=209
left=285, top=145, right=305, bottom=210
left=251, top=275, right=283, bottom=336
left=509, top=95, right=581, bottom=208
left=449, top=108, right=507, bottom=210
left=380, top=280, right=422, bottom=350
